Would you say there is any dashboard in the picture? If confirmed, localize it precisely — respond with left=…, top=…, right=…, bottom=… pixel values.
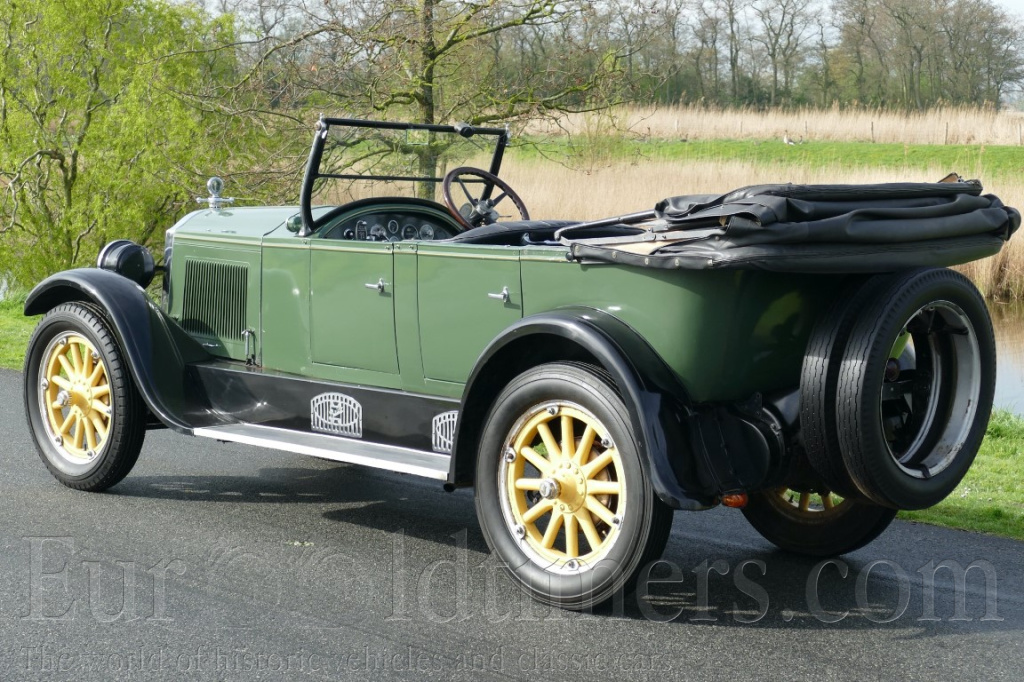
left=320, top=212, right=456, bottom=242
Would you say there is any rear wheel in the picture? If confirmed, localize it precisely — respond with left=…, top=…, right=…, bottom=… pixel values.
left=23, top=302, right=146, bottom=491
left=474, top=363, right=672, bottom=610
left=742, top=486, right=896, bottom=556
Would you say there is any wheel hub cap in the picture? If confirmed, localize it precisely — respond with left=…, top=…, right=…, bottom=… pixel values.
left=38, top=332, right=112, bottom=464
left=538, top=478, right=561, bottom=500
left=498, top=402, right=626, bottom=572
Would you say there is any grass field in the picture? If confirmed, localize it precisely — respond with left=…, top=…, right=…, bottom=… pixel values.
left=532, top=104, right=1024, bottom=147
left=518, top=137, right=1024, bottom=179
left=0, top=292, right=32, bottom=371
left=1, top=297, right=1021, bottom=542
left=900, top=411, right=1024, bottom=541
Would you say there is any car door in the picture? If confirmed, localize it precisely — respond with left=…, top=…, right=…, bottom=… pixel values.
left=417, top=244, right=522, bottom=384
left=310, top=240, right=399, bottom=375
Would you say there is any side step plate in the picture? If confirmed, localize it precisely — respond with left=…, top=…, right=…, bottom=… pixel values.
left=192, top=424, right=451, bottom=480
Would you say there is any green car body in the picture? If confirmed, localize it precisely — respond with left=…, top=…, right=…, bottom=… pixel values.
left=23, top=117, right=1003, bottom=609
left=165, top=203, right=843, bottom=403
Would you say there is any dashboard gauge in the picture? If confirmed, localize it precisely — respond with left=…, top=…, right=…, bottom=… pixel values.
left=419, top=223, right=435, bottom=240
left=369, top=223, right=387, bottom=241
left=355, top=220, right=368, bottom=240
left=402, top=224, right=418, bottom=240
left=387, top=219, right=400, bottom=235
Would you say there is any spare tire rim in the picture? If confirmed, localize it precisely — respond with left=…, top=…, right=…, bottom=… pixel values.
left=38, top=332, right=113, bottom=465
left=497, top=401, right=626, bottom=574
left=880, top=300, right=981, bottom=479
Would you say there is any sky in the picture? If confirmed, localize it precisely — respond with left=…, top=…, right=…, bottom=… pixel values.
left=998, top=0, right=1024, bottom=17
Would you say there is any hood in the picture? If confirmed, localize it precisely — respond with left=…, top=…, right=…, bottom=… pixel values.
left=170, top=206, right=301, bottom=243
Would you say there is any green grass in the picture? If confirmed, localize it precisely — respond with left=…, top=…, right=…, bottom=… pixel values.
left=0, top=292, right=33, bottom=372
left=515, top=137, right=1024, bottom=180
left=1, top=291, right=1021, bottom=542
left=900, top=410, right=1024, bottom=541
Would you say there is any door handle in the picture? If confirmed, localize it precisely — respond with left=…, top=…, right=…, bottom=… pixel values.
left=487, top=286, right=510, bottom=303
left=365, top=278, right=386, bottom=293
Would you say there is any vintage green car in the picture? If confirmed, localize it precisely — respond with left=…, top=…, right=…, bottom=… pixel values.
left=22, top=118, right=1019, bottom=609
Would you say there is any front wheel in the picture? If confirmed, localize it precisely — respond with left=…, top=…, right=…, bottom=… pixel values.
left=474, top=363, right=672, bottom=610
left=23, top=302, right=146, bottom=491
left=742, top=487, right=896, bottom=556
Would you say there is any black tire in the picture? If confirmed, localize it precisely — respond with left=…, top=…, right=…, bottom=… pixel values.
left=23, top=302, right=146, bottom=491
left=742, top=487, right=896, bottom=556
left=474, top=362, right=673, bottom=610
left=800, top=274, right=897, bottom=498
left=836, top=268, right=995, bottom=509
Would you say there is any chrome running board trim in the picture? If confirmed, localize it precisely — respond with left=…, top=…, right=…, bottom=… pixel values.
left=192, top=423, right=450, bottom=480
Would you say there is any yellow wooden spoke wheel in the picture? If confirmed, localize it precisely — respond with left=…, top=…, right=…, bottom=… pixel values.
left=39, top=332, right=113, bottom=463
left=475, top=362, right=672, bottom=609
left=24, top=302, right=145, bottom=491
left=741, top=484, right=896, bottom=556
left=499, top=401, right=627, bottom=572
left=776, top=487, right=844, bottom=516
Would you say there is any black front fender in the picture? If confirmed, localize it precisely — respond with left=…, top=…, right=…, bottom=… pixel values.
left=25, top=268, right=211, bottom=433
left=452, top=307, right=712, bottom=510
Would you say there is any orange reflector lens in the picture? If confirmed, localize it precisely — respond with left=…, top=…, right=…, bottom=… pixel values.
left=721, top=493, right=748, bottom=509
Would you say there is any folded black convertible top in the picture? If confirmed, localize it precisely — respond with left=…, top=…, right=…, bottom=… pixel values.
left=567, top=181, right=1020, bottom=272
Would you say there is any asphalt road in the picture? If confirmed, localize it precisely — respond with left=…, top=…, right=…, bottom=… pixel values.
left=0, top=368, right=1021, bottom=681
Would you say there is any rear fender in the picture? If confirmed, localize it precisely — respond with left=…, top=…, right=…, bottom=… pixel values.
left=25, top=268, right=211, bottom=433
left=451, top=308, right=712, bottom=510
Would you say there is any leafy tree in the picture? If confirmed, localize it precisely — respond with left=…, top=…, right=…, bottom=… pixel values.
left=0, top=0, right=253, bottom=284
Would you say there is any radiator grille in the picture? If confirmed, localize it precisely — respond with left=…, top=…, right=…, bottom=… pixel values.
left=180, top=259, right=248, bottom=340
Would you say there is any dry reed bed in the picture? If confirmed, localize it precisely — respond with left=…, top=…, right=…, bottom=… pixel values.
left=529, top=105, right=1024, bottom=147
left=499, top=156, right=1024, bottom=300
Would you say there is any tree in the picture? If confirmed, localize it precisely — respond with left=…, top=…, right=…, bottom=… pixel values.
left=0, top=0, right=259, bottom=284
left=752, top=0, right=814, bottom=106
left=198, top=0, right=634, bottom=196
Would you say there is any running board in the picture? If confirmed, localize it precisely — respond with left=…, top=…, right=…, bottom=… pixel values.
left=192, top=424, right=451, bottom=480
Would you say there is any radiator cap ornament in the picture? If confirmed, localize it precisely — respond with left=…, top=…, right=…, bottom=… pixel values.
left=197, top=176, right=235, bottom=211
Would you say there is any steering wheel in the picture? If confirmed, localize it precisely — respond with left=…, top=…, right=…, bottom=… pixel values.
left=441, top=166, right=530, bottom=230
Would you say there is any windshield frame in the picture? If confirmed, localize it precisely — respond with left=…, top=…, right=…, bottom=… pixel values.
left=298, top=117, right=509, bottom=236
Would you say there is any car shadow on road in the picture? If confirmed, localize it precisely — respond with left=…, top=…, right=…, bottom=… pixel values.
left=111, top=467, right=1016, bottom=631
left=602, top=544, right=1007, bottom=631
left=114, top=463, right=492, bottom=555
left=113, top=462, right=421, bottom=505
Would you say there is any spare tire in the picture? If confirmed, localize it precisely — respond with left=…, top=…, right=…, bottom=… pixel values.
left=800, top=274, right=899, bottom=498
left=835, top=268, right=995, bottom=510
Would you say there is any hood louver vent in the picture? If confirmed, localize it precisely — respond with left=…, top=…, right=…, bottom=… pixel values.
left=181, top=259, right=248, bottom=340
